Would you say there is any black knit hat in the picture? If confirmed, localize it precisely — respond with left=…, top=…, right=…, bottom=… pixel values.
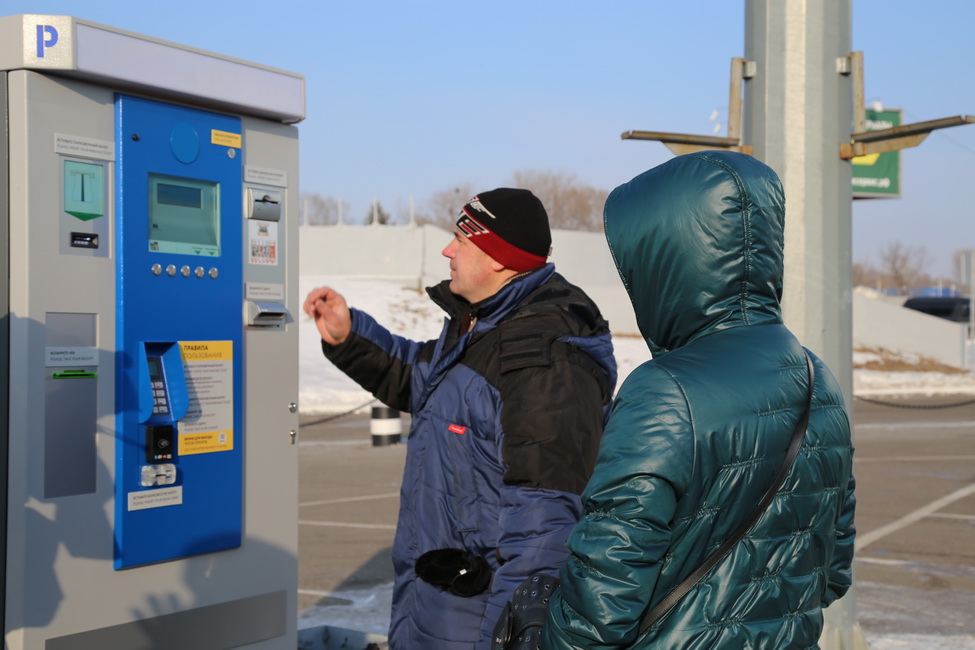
left=455, top=188, right=552, bottom=272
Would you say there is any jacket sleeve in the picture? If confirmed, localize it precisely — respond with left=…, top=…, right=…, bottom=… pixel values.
left=541, top=367, right=693, bottom=650
left=322, top=308, right=431, bottom=413
left=482, top=340, right=614, bottom=644
left=815, top=357, right=857, bottom=607
left=824, top=467, right=857, bottom=605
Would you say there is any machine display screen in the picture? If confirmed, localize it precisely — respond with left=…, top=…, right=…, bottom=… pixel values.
left=148, top=174, right=220, bottom=256
left=147, top=356, right=164, bottom=384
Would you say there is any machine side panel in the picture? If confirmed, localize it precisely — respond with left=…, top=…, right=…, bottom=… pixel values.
left=241, top=115, right=301, bottom=642
left=4, top=70, right=119, bottom=650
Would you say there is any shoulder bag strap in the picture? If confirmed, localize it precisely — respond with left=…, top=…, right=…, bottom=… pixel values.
left=637, top=350, right=816, bottom=636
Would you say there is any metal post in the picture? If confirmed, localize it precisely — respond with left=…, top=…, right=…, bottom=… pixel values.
left=743, top=2, right=866, bottom=649
left=0, top=70, right=9, bottom=643
left=966, top=251, right=975, bottom=370
left=744, top=0, right=854, bottom=393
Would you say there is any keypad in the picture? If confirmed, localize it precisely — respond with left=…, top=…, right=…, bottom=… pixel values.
left=152, top=381, right=169, bottom=414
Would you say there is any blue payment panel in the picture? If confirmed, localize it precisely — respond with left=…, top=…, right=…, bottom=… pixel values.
left=114, top=95, right=243, bottom=569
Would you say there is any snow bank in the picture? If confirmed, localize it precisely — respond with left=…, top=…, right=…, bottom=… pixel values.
left=298, top=278, right=975, bottom=414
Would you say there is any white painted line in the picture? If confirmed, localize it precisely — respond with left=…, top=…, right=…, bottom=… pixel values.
left=855, top=556, right=913, bottom=566
left=299, top=492, right=399, bottom=508
left=855, top=483, right=975, bottom=552
left=856, top=421, right=975, bottom=432
left=928, top=512, right=975, bottom=522
left=856, top=455, right=975, bottom=463
left=298, top=588, right=334, bottom=597
left=299, top=439, right=372, bottom=448
left=299, top=519, right=396, bottom=530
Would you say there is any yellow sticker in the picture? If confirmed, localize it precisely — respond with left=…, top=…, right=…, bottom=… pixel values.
left=177, top=340, right=234, bottom=449
left=179, top=431, right=234, bottom=456
left=851, top=152, right=880, bottom=166
left=180, top=340, right=233, bottom=361
left=211, top=130, right=242, bottom=148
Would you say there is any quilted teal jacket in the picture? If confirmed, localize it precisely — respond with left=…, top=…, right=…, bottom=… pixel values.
left=541, top=151, right=856, bottom=649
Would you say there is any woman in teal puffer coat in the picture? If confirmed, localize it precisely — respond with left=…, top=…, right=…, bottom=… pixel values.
left=541, top=151, right=856, bottom=649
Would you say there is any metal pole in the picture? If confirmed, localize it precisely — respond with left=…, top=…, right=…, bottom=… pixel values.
left=0, top=70, right=9, bottom=643
left=967, top=252, right=975, bottom=370
left=743, top=2, right=866, bottom=649
left=370, top=405, right=402, bottom=447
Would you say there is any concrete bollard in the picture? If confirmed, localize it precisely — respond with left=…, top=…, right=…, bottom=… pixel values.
left=370, top=406, right=402, bottom=446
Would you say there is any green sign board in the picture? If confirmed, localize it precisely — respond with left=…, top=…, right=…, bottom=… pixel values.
left=852, top=108, right=902, bottom=198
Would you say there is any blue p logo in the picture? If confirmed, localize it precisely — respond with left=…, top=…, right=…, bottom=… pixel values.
left=36, top=25, right=58, bottom=58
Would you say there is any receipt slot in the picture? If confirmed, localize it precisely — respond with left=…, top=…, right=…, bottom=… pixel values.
left=2, top=15, right=303, bottom=649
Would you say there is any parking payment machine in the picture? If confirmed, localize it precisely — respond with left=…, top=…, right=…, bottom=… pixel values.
left=1, top=15, right=303, bottom=649
left=115, top=95, right=247, bottom=569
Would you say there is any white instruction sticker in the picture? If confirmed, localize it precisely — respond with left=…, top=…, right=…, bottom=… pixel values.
left=54, top=133, right=115, bottom=161
left=244, top=166, right=288, bottom=187
left=246, top=282, right=285, bottom=301
left=46, top=346, right=99, bottom=367
left=128, top=486, right=183, bottom=511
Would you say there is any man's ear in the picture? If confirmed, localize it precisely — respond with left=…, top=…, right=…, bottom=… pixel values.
left=490, top=260, right=506, bottom=272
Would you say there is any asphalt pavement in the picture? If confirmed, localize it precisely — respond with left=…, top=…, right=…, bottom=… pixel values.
left=296, top=394, right=975, bottom=647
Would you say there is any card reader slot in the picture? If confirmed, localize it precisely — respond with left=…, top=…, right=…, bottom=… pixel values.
left=246, top=300, right=288, bottom=326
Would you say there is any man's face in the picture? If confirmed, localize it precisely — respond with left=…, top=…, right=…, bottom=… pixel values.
left=442, top=231, right=503, bottom=303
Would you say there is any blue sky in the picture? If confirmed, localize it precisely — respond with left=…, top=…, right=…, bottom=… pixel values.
left=6, top=1, right=974, bottom=278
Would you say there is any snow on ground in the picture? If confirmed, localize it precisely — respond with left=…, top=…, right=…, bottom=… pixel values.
left=297, top=579, right=975, bottom=650
left=298, top=276, right=975, bottom=414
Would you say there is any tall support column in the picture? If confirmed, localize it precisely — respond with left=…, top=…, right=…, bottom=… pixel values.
left=743, top=2, right=865, bottom=649
left=744, top=0, right=853, bottom=394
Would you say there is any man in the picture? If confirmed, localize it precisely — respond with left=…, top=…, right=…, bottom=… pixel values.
left=541, top=152, right=856, bottom=649
left=303, top=188, right=617, bottom=649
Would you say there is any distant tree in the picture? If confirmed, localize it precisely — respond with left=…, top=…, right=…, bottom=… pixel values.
left=509, top=170, right=609, bottom=232
left=419, top=172, right=609, bottom=233
left=364, top=201, right=392, bottom=225
left=853, top=261, right=881, bottom=289
left=417, top=184, right=475, bottom=230
left=301, top=193, right=341, bottom=225
left=879, top=241, right=929, bottom=294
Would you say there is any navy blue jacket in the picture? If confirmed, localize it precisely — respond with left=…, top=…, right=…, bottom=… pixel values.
left=323, top=264, right=617, bottom=649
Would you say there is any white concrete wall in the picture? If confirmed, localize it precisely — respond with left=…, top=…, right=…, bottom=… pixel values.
left=549, top=229, right=639, bottom=335
left=853, top=290, right=967, bottom=368
left=298, top=222, right=428, bottom=289
left=298, top=224, right=969, bottom=367
left=298, top=223, right=641, bottom=334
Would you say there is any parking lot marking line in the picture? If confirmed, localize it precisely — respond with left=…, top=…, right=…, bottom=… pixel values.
left=855, top=455, right=975, bottom=463
left=299, top=519, right=397, bottom=530
left=855, top=556, right=913, bottom=566
left=299, top=439, right=373, bottom=448
left=856, top=421, right=975, bottom=432
left=298, top=589, right=334, bottom=597
left=299, top=492, right=400, bottom=508
left=855, top=482, right=975, bottom=552
left=928, top=512, right=975, bottom=522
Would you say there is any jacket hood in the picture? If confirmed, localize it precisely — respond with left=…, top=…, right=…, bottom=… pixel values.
left=604, top=151, right=786, bottom=356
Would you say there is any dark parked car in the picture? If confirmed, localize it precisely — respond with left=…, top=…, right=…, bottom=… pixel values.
left=903, top=296, right=971, bottom=323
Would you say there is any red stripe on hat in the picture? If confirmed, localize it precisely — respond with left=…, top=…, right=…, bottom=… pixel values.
left=456, top=214, right=547, bottom=272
